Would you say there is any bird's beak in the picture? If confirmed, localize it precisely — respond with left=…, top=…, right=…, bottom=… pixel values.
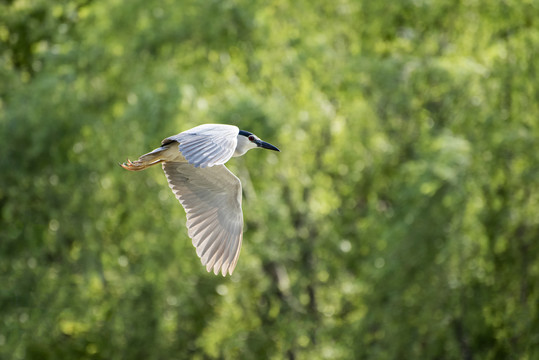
left=256, top=140, right=280, bottom=152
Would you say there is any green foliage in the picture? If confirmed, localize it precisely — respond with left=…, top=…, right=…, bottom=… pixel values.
left=1, top=0, right=538, bottom=359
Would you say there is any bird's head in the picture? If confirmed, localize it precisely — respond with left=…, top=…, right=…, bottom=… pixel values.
left=234, top=130, right=280, bottom=157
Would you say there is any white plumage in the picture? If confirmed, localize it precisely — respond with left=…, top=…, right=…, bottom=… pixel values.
left=168, top=124, right=239, bottom=168
left=121, top=124, right=280, bottom=276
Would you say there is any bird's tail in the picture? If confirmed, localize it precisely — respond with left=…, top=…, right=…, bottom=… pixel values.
left=120, top=146, right=167, bottom=171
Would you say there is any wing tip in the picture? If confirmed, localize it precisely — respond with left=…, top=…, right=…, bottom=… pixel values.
left=202, top=259, right=235, bottom=277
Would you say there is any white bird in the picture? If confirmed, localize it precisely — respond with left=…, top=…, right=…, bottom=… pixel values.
left=120, top=124, right=280, bottom=276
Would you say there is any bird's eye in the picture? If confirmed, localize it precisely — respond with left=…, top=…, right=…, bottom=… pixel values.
left=248, top=135, right=255, bottom=141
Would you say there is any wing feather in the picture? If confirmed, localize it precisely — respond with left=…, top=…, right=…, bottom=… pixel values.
left=220, top=226, right=236, bottom=275
left=163, top=124, right=239, bottom=168
left=200, top=226, right=225, bottom=260
left=163, top=161, right=243, bottom=276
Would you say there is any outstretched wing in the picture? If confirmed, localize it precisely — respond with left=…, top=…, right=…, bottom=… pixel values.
left=162, top=161, right=243, bottom=276
left=162, top=124, right=239, bottom=168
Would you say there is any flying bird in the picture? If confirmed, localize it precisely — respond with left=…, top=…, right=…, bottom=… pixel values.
left=120, top=124, right=280, bottom=276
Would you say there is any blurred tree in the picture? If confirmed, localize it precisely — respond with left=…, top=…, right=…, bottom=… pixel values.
left=1, top=0, right=538, bottom=359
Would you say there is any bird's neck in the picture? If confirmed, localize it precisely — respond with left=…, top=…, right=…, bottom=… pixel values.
left=234, top=136, right=256, bottom=157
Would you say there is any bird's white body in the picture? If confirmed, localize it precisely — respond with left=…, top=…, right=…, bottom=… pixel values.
left=121, top=124, right=279, bottom=276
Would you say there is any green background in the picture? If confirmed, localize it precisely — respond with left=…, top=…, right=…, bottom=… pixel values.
left=1, top=0, right=538, bottom=358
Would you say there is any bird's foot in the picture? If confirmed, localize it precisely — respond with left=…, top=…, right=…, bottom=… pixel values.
left=120, top=159, right=148, bottom=171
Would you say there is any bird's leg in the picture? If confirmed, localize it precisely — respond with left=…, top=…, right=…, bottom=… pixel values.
left=120, top=145, right=174, bottom=171
left=120, top=158, right=163, bottom=171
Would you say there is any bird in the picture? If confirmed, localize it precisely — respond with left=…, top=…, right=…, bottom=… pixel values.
left=120, top=124, right=280, bottom=276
